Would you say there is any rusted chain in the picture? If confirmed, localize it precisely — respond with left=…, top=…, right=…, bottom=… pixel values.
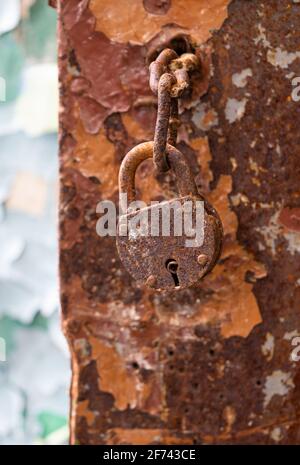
left=149, top=49, right=200, bottom=173
left=153, top=73, right=175, bottom=172
left=149, top=48, right=178, bottom=95
left=168, top=98, right=179, bottom=147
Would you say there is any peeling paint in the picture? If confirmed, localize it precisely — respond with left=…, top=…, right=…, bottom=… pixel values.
left=232, top=68, right=253, bottom=88
left=203, top=176, right=266, bottom=339
left=89, top=0, right=231, bottom=45
left=263, top=370, right=295, bottom=408
left=192, top=103, right=219, bottom=131
left=261, top=333, right=274, bottom=362
left=258, top=210, right=300, bottom=256
left=267, top=48, right=300, bottom=69
left=225, top=98, right=247, bottom=124
left=270, top=426, right=283, bottom=442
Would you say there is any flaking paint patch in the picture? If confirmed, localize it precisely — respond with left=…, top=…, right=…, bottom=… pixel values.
left=267, top=48, right=300, bottom=69
left=225, top=98, right=247, bottom=124
left=270, top=426, right=283, bottom=442
left=223, top=405, right=236, bottom=434
left=257, top=211, right=282, bottom=256
left=279, top=208, right=300, bottom=233
left=254, top=21, right=300, bottom=70
left=90, top=336, right=164, bottom=414
left=90, top=0, right=231, bottom=45
left=261, top=333, right=274, bottom=361
left=91, top=336, right=139, bottom=411
left=155, top=176, right=266, bottom=338
left=254, top=24, right=271, bottom=48
left=62, top=1, right=149, bottom=117
left=77, top=399, right=96, bottom=427
left=285, top=232, right=300, bottom=256
left=122, top=113, right=151, bottom=141
left=284, top=330, right=299, bottom=341
left=257, top=210, right=300, bottom=256
left=263, top=370, right=295, bottom=408
left=232, top=68, right=253, bottom=88
left=205, top=176, right=266, bottom=338
left=192, top=103, right=219, bottom=131
left=74, top=124, right=117, bottom=198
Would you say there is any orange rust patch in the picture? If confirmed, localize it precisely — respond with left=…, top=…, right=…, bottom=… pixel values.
left=205, top=175, right=266, bottom=338
left=90, top=337, right=164, bottom=414
left=223, top=405, right=236, bottom=434
left=77, top=399, right=96, bottom=427
left=90, top=0, right=230, bottom=45
left=122, top=113, right=151, bottom=141
left=74, top=123, right=117, bottom=198
left=154, top=175, right=266, bottom=338
left=91, top=336, right=138, bottom=410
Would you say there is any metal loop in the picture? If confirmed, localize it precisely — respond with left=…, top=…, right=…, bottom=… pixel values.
left=149, top=48, right=178, bottom=95
left=149, top=50, right=199, bottom=98
left=119, top=141, right=198, bottom=214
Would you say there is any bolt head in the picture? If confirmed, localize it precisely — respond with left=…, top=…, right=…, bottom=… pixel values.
left=197, top=254, right=208, bottom=267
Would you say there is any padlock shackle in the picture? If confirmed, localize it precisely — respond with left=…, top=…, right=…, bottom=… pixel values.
left=119, top=141, right=198, bottom=213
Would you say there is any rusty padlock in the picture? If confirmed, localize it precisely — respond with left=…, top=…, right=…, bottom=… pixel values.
left=116, top=141, right=223, bottom=291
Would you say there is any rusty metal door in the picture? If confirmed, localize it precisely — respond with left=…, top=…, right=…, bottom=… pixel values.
left=57, top=0, right=300, bottom=444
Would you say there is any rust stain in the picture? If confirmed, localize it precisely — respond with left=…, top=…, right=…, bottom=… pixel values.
left=153, top=176, right=265, bottom=338
left=223, top=405, right=236, bottom=434
left=279, top=207, right=300, bottom=233
left=90, top=0, right=231, bottom=45
left=107, top=428, right=193, bottom=445
left=91, top=336, right=139, bottom=410
left=62, top=0, right=149, bottom=119
left=183, top=136, right=266, bottom=338
left=90, top=336, right=164, bottom=414
left=74, top=124, right=117, bottom=198
left=147, top=133, right=266, bottom=338
left=203, top=414, right=299, bottom=444
left=205, top=176, right=266, bottom=338
left=122, top=113, right=150, bottom=141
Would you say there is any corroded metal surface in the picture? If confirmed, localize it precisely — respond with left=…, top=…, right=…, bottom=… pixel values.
left=117, top=141, right=223, bottom=290
left=59, top=0, right=300, bottom=444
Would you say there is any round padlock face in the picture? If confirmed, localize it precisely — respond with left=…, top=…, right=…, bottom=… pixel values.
left=117, top=196, right=223, bottom=291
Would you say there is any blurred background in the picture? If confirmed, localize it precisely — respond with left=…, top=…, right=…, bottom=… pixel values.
left=0, top=0, right=70, bottom=444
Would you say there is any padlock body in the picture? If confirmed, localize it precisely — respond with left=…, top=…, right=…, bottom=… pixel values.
left=117, top=195, right=222, bottom=290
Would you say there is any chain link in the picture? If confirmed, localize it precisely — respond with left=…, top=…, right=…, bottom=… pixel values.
left=149, top=48, right=200, bottom=173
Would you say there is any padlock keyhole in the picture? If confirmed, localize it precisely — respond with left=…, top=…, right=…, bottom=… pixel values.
left=165, top=259, right=180, bottom=288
